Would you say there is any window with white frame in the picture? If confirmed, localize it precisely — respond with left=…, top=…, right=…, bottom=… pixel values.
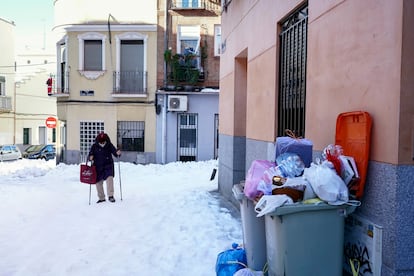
left=214, top=25, right=221, bottom=56
left=84, top=40, right=102, bottom=70
left=56, top=37, right=68, bottom=93
left=0, top=76, right=5, bottom=96
left=78, top=32, right=106, bottom=79
left=177, top=25, right=201, bottom=68
left=115, top=32, right=148, bottom=94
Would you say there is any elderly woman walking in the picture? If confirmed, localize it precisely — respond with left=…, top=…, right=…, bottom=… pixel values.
left=89, top=132, right=121, bottom=203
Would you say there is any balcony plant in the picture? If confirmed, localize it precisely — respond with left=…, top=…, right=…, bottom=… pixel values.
left=164, top=48, right=201, bottom=90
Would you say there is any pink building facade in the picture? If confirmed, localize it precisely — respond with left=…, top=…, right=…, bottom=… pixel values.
left=218, top=0, right=414, bottom=275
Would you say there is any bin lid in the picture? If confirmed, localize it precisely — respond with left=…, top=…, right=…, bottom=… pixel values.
left=267, top=202, right=356, bottom=216
left=335, top=111, right=372, bottom=199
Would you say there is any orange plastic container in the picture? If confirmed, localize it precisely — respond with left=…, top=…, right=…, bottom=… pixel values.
left=335, top=111, right=372, bottom=199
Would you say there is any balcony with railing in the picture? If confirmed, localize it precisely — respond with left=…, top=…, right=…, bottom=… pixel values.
left=0, top=96, right=12, bottom=113
left=112, top=71, right=147, bottom=97
left=49, top=72, right=70, bottom=97
left=171, top=0, right=221, bottom=11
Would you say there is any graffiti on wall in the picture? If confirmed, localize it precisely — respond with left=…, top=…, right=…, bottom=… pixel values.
left=344, top=241, right=373, bottom=275
left=343, top=214, right=382, bottom=276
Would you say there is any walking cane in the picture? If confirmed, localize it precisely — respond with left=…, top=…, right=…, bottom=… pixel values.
left=89, top=184, right=91, bottom=205
left=118, top=156, right=123, bottom=201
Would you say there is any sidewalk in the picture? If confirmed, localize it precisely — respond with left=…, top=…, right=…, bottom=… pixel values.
left=210, top=190, right=242, bottom=221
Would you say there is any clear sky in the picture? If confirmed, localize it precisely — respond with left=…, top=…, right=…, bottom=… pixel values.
left=1, top=0, right=55, bottom=51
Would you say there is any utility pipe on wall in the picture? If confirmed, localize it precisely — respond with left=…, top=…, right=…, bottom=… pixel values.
left=161, top=94, right=167, bottom=164
left=163, top=0, right=169, bottom=86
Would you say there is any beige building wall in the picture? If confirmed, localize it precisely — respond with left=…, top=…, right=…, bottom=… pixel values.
left=53, top=0, right=158, bottom=163
left=0, top=18, right=16, bottom=145
left=59, top=102, right=156, bottom=153
left=58, top=27, right=157, bottom=149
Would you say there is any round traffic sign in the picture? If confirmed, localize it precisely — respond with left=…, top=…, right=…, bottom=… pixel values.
left=45, top=117, right=57, bottom=128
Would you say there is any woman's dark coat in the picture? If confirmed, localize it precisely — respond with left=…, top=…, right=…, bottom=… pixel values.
left=89, top=136, right=118, bottom=182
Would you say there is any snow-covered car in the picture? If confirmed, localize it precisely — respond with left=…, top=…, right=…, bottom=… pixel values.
left=23, top=144, right=56, bottom=161
left=0, top=145, right=22, bottom=161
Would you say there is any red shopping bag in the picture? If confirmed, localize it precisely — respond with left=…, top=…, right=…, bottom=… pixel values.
left=80, top=162, right=97, bottom=205
left=80, top=163, right=97, bottom=184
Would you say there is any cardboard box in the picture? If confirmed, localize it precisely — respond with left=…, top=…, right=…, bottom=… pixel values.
left=343, top=214, right=383, bottom=276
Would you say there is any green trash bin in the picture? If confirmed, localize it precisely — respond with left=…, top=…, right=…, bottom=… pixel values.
left=264, top=202, right=356, bottom=276
left=233, top=183, right=267, bottom=271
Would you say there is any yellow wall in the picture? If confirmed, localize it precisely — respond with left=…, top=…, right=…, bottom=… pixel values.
left=57, top=25, right=158, bottom=156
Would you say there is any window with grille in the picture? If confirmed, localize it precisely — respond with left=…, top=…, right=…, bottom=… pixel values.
left=117, top=121, right=145, bottom=152
left=57, top=39, right=68, bottom=93
left=278, top=5, right=308, bottom=137
left=178, top=113, right=198, bottom=162
left=80, top=121, right=104, bottom=161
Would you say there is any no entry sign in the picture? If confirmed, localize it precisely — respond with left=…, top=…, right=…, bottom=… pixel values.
left=45, top=117, right=57, bottom=128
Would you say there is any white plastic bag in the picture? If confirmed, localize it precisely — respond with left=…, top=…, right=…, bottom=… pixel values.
left=254, top=195, right=293, bottom=217
left=303, top=163, right=349, bottom=205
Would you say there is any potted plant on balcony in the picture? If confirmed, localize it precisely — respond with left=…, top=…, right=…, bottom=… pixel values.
left=164, top=48, right=201, bottom=91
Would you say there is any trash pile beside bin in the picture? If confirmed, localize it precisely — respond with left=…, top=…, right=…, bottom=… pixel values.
left=231, top=129, right=367, bottom=276
left=222, top=112, right=372, bottom=276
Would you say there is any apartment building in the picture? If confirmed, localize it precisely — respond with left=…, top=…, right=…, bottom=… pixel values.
left=155, top=0, right=221, bottom=163
left=0, top=18, right=15, bottom=144
left=14, top=50, right=57, bottom=147
left=52, top=0, right=158, bottom=164
left=0, top=17, right=57, bottom=149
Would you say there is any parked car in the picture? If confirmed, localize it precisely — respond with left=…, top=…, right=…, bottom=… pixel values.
left=0, top=145, right=22, bottom=161
left=23, top=144, right=56, bottom=161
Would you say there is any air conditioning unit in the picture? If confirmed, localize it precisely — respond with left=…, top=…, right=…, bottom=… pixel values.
left=168, top=95, right=188, bottom=112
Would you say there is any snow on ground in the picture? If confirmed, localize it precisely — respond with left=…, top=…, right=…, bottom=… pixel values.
left=0, top=159, right=242, bottom=276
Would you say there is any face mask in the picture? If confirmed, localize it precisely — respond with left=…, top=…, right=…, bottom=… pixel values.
left=99, top=142, right=106, bottom=147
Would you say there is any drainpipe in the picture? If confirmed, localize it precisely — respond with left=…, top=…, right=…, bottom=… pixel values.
left=161, top=0, right=169, bottom=163
left=163, top=0, right=169, bottom=86
left=13, top=62, right=16, bottom=144
left=161, top=94, right=167, bottom=164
